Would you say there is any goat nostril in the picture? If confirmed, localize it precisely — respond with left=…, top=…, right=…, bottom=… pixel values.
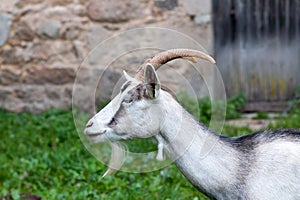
left=86, top=121, right=93, bottom=128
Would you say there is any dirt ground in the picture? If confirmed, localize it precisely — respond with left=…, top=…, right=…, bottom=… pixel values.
left=226, top=113, right=278, bottom=131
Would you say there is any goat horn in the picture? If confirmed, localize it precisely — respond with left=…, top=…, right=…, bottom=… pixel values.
left=102, top=142, right=125, bottom=178
left=135, top=48, right=216, bottom=81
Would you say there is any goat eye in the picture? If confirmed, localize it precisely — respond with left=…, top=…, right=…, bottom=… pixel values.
left=123, top=98, right=133, bottom=104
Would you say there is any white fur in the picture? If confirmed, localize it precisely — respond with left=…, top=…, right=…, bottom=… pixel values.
left=247, top=141, right=300, bottom=200
left=84, top=70, right=300, bottom=199
left=157, top=91, right=241, bottom=199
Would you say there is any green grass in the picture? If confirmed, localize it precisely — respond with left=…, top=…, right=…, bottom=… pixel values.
left=178, top=92, right=246, bottom=126
left=0, top=100, right=299, bottom=199
left=252, top=112, right=269, bottom=120
left=0, top=109, right=208, bottom=199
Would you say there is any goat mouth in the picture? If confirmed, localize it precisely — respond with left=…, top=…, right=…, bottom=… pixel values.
left=86, top=132, right=105, bottom=137
left=86, top=133, right=106, bottom=143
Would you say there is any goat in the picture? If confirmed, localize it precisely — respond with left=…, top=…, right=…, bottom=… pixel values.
left=84, top=49, right=300, bottom=199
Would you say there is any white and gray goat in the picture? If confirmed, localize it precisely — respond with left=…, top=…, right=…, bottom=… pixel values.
left=84, top=49, right=300, bottom=200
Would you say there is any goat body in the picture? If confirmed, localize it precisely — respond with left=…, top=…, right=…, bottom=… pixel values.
left=84, top=49, right=300, bottom=199
left=158, top=91, right=300, bottom=199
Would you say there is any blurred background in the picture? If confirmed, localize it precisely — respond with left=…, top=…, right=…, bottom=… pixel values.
left=214, top=0, right=300, bottom=111
left=0, top=0, right=299, bottom=113
left=0, top=0, right=214, bottom=114
left=0, top=0, right=300, bottom=199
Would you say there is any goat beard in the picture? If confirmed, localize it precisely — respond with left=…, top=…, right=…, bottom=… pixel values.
left=102, top=139, right=165, bottom=177
left=102, top=142, right=126, bottom=177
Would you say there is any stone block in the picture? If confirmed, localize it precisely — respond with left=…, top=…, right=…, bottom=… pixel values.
left=21, top=66, right=75, bottom=85
left=0, top=84, right=72, bottom=113
left=36, top=20, right=61, bottom=39
left=87, top=25, right=110, bottom=50
left=0, top=65, right=22, bottom=85
left=44, top=6, right=72, bottom=18
left=62, top=24, right=81, bottom=40
left=72, top=68, right=122, bottom=112
left=50, top=0, right=73, bottom=6
left=14, top=21, right=35, bottom=41
left=95, top=69, right=121, bottom=102
left=87, top=0, right=144, bottom=23
left=154, top=0, right=178, bottom=10
left=14, top=86, right=46, bottom=102
left=182, top=0, right=211, bottom=16
left=70, top=4, right=86, bottom=16
left=24, top=42, right=49, bottom=61
left=0, top=12, right=12, bottom=46
left=15, top=0, right=44, bottom=8
left=0, top=46, right=25, bottom=65
left=23, top=40, right=78, bottom=64
left=0, top=87, right=13, bottom=101
left=194, top=14, right=211, bottom=25
left=0, top=1, right=19, bottom=13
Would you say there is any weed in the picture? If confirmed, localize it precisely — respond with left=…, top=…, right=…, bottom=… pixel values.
left=253, top=112, right=269, bottom=120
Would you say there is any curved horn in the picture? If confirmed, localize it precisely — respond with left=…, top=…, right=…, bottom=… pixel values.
left=135, top=48, right=216, bottom=81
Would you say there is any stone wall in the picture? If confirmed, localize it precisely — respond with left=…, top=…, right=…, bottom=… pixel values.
left=0, top=0, right=213, bottom=113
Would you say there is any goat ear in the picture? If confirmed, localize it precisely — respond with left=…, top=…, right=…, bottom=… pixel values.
left=144, top=63, right=160, bottom=99
left=123, top=70, right=134, bottom=81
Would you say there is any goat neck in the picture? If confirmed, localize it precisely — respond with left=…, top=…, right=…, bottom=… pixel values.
left=157, top=91, right=242, bottom=199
